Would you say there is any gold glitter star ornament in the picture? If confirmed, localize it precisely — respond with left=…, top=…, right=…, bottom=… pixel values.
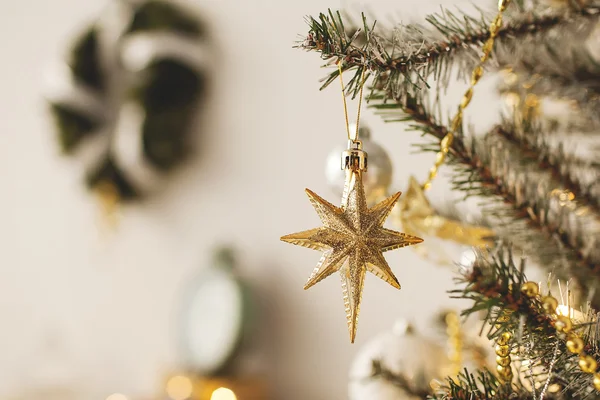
left=281, top=141, right=423, bottom=342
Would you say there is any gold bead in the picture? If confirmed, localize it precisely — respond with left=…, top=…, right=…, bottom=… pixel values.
left=482, top=38, right=494, bottom=55
left=497, top=332, right=512, bottom=346
left=498, top=0, right=509, bottom=12
left=460, top=88, right=474, bottom=109
left=496, top=364, right=511, bottom=374
left=542, top=296, right=559, bottom=314
left=493, top=14, right=503, bottom=28
left=490, top=25, right=498, bottom=37
left=471, top=66, right=484, bottom=85
left=496, top=355, right=511, bottom=367
left=579, top=355, right=597, bottom=374
left=450, top=114, right=462, bottom=132
left=490, top=15, right=502, bottom=37
left=497, top=364, right=513, bottom=382
left=495, top=344, right=510, bottom=357
left=435, top=152, right=446, bottom=164
left=593, top=373, right=600, bottom=391
left=521, top=281, right=539, bottom=298
left=555, top=315, right=572, bottom=333
left=566, top=335, right=585, bottom=354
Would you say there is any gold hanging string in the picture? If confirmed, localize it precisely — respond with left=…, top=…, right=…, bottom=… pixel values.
left=422, top=0, right=511, bottom=191
left=338, top=61, right=366, bottom=142
left=354, top=69, right=366, bottom=138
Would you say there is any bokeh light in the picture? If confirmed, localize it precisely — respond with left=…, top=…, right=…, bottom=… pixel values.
left=166, top=375, right=194, bottom=400
left=210, top=387, right=237, bottom=400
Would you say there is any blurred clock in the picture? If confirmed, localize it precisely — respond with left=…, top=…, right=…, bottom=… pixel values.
left=180, top=247, right=252, bottom=375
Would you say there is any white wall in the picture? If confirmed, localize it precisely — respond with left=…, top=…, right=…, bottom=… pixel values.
left=0, top=0, right=496, bottom=399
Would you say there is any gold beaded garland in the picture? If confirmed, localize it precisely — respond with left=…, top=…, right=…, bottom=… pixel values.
left=494, top=329, right=513, bottom=383
left=496, top=363, right=513, bottom=382
left=497, top=332, right=512, bottom=346
left=496, top=365, right=510, bottom=374
left=580, top=355, right=598, bottom=374
left=423, top=0, right=512, bottom=190
left=566, top=335, right=585, bottom=354
left=542, top=296, right=559, bottom=314
left=495, top=344, right=510, bottom=357
left=498, top=368, right=513, bottom=381
left=538, top=294, right=600, bottom=391
left=593, top=373, right=600, bottom=391
left=555, top=315, right=573, bottom=333
left=496, top=355, right=511, bottom=367
left=521, top=281, right=539, bottom=298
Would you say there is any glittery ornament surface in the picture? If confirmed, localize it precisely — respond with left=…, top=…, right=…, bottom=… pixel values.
left=281, top=170, right=423, bottom=342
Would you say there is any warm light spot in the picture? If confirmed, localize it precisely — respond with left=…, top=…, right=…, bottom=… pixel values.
left=556, top=305, right=585, bottom=322
left=106, top=394, right=128, bottom=400
left=166, top=375, right=193, bottom=400
left=210, top=387, right=237, bottom=400
left=556, top=305, right=570, bottom=317
left=504, top=92, right=520, bottom=108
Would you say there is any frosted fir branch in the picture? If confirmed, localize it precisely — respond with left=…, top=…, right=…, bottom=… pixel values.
left=497, top=16, right=600, bottom=127
left=498, top=70, right=600, bottom=130
left=470, top=131, right=600, bottom=303
left=448, top=246, right=600, bottom=399
left=498, top=68, right=600, bottom=131
left=368, top=91, right=600, bottom=306
left=298, top=3, right=600, bottom=98
left=497, top=119, right=600, bottom=212
left=451, top=246, right=555, bottom=341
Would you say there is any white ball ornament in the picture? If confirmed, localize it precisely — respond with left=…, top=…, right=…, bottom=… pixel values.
left=349, top=321, right=451, bottom=400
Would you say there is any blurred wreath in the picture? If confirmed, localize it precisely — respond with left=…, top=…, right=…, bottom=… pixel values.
left=47, top=0, right=208, bottom=200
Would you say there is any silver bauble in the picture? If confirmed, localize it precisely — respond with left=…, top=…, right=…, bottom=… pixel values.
left=348, top=321, right=450, bottom=400
left=326, top=124, right=393, bottom=202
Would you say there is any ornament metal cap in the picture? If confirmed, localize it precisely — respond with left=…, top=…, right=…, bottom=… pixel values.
left=341, top=140, right=368, bottom=172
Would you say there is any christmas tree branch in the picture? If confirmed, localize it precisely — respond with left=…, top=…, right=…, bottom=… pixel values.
left=299, top=3, right=600, bottom=98
left=496, top=119, right=600, bottom=211
left=451, top=247, right=555, bottom=342
left=432, top=369, right=525, bottom=400
left=496, top=16, right=600, bottom=127
left=474, top=131, right=600, bottom=301
left=499, top=66, right=600, bottom=129
left=446, top=246, right=600, bottom=399
left=369, top=91, right=600, bottom=306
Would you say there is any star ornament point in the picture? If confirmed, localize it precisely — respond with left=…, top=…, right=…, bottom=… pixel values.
left=280, top=171, right=423, bottom=342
